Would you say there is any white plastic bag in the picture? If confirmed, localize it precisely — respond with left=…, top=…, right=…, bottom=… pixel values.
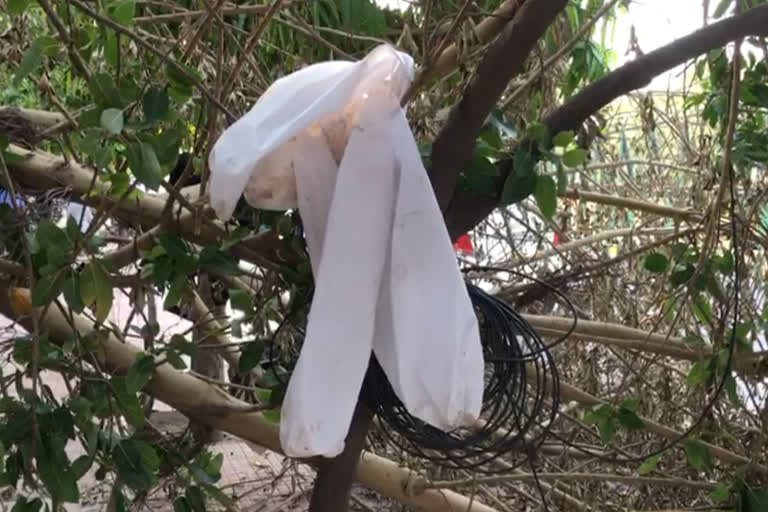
left=209, top=44, right=484, bottom=458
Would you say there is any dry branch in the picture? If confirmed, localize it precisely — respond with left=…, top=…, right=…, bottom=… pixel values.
left=134, top=1, right=303, bottom=25
left=560, top=189, right=703, bottom=220
left=548, top=378, right=767, bottom=472
left=402, top=0, right=523, bottom=102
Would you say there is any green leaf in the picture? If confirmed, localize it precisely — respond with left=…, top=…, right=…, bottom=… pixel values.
left=79, top=261, right=113, bottom=323
left=238, top=341, right=263, bottom=375
left=470, top=153, right=500, bottom=176
left=37, top=218, right=73, bottom=253
left=595, top=415, right=617, bottom=442
left=229, top=289, right=253, bottom=312
left=62, top=273, right=85, bottom=313
left=263, top=408, right=281, bottom=423
left=111, top=376, right=145, bottom=426
left=11, top=496, right=43, bottom=512
left=142, top=87, right=169, bottom=123
left=534, top=175, right=557, bottom=218
left=125, top=142, right=163, bottom=190
left=617, top=407, right=645, bottom=430
left=725, top=374, right=740, bottom=405
left=687, top=361, right=710, bottom=388
left=199, top=246, right=239, bottom=275
left=583, top=404, right=618, bottom=443
left=8, top=0, right=30, bottom=15
left=526, top=121, right=550, bottom=148
left=37, top=437, right=79, bottom=502
left=174, top=498, right=191, bottom=512
left=556, top=164, right=567, bottom=194
left=644, top=252, right=669, bottom=273
left=740, top=485, right=768, bottom=512
left=126, top=353, right=155, bottom=393
left=164, top=274, right=187, bottom=309
left=637, top=453, right=661, bottom=475
left=31, top=274, right=60, bottom=306
left=692, top=294, right=713, bottom=324
left=683, top=333, right=706, bottom=346
left=166, top=349, right=187, bottom=370
left=100, top=108, right=124, bottom=135
left=710, top=482, right=731, bottom=503
left=89, top=73, right=123, bottom=109
left=500, top=150, right=538, bottom=205
left=157, top=234, right=190, bottom=260
left=71, top=455, right=93, bottom=479
left=13, top=39, right=44, bottom=86
left=562, top=148, right=588, bottom=167
left=114, top=439, right=160, bottom=491
left=713, top=0, right=732, bottom=18
left=112, top=0, right=136, bottom=25
left=683, top=439, right=713, bottom=471
left=185, top=486, right=206, bottom=512
left=552, top=130, right=575, bottom=148
left=105, top=31, right=118, bottom=68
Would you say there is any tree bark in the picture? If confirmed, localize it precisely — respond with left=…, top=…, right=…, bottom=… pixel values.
left=429, top=0, right=570, bottom=211
left=308, top=402, right=375, bottom=512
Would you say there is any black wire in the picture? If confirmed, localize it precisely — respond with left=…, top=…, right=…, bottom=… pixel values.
left=359, top=283, right=561, bottom=472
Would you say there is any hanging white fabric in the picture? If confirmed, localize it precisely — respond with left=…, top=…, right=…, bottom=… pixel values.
left=209, top=44, right=484, bottom=458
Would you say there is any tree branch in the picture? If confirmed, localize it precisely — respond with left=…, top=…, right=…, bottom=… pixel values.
left=542, top=376, right=767, bottom=472
left=4, top=144, right=292, bottom=268
left=403, top=0, right=525, bottom=102
left=429, top=0, right=569, bottom=211
left=422, top=472, right=717, bottom=491
left=444, top=4, right=768, bottom=239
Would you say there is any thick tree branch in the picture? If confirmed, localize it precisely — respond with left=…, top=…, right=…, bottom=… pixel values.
left=443, top=4, right=768, bottom=239
left=429, top=0, right=569, bottom=211
left=4, top=144, right=292, bottom=268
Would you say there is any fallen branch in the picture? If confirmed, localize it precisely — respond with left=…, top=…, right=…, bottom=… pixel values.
left=519, top=313, right=768, bottom=375
left=505, top=226, right=680, bottom=269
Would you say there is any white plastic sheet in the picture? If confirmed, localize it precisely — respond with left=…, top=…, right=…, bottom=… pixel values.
left=209, top=44, right=484, bottom=458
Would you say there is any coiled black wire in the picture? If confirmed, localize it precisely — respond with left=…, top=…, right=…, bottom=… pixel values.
left=359, top=282, right=563, bottom=471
